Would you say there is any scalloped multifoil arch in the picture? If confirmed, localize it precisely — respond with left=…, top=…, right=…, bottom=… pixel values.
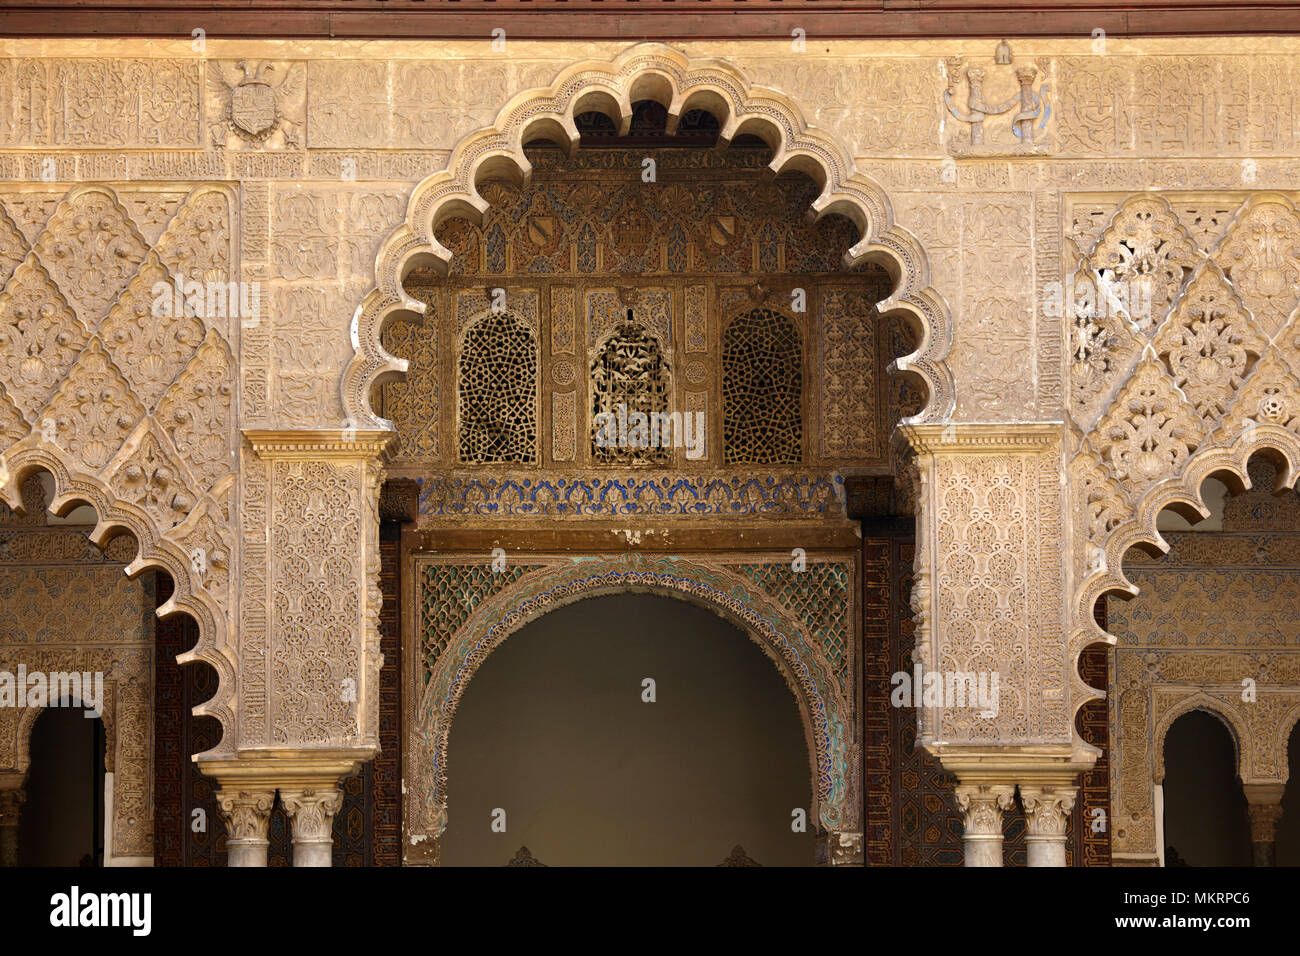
left=0, top=433, right=237, bottom=758
left=342, top=42, right=955, bottom=429
left=1070, top=430, right=1300, bottom=728
left=0, top=181, right=239, bottom=759
left=407, top=554, right=854, bottom=849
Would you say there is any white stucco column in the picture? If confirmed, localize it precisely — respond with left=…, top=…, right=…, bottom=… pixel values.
left=1020, top=785, right=1078, bottom=867
left=215, top=789, right=275, bottom=867
left=954, top=783, right=1016, bottom=867
left=281, top=787, right=344, bottom=867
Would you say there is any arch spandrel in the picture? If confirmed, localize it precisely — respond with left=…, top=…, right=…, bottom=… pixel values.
left=343, top=42, right=955, bottom=433
left=0, top=179, right=242, bottom=757
left=406, top=553, right=856, bottom=854
left=1067, top=188, right=1300, bottom=739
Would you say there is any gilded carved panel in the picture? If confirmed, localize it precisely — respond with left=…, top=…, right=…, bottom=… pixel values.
left=378, top=146, right=903, bottom=525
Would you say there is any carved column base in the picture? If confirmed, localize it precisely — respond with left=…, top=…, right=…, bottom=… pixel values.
left=0, top=775, right=25, bottom=868
left=1020, top=785, right=1078, bottom=868
left=955, top=783, right=1016, bottom=867
left=1242, top=782, right=1285, bottom=868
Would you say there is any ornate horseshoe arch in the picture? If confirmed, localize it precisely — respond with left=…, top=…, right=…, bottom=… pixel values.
left=342, top=42, right=955, bottom=431
left=405, top=554, right=854, bottom=860
left=0, top=451, right=235, bottom=749
left=1072, top=424, right=1300, bottom=725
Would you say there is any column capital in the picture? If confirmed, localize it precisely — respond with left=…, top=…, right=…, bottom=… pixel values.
left=280, top=787, right=345, bottom=867
left=214, top=788, right=275, bottom=868
left=1020, top=785, right=1078, bottom=837
left=1246, top=802, right=1284, bottom=843
left=1241, top=783, right=1285, bottom=866
left=953, top=780, right=1016, bottom=867
left=214, top=789, right=275, bottom=840
left=954, top=782, right=1018, bottom=819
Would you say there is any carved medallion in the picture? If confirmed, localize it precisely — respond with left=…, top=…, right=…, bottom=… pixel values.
left=231, top=78, right=278, bottom=138
left=206, top=60, right=305, bottom=150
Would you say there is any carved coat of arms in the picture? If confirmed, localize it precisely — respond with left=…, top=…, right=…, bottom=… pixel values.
left=206, top=60, right=305, bottom=150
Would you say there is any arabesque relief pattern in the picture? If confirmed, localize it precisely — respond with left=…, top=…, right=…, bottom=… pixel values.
left=377, top=145, right=909, bottom=525
left=1069, top=192, right=1300, bottom=750
left=7, top=37, right=1300, bottom=864
left=0, top=181, right=237, bottom=756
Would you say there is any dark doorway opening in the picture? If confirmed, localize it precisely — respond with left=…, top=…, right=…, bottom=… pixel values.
left=19, top=704, right=105, bottom=866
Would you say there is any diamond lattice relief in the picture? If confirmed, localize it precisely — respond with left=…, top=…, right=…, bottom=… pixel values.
left=723, top=307, right=803, bottom=465
left=457, top=311, right=538, bottom=465
left=590, top=318, right=671, bottom=465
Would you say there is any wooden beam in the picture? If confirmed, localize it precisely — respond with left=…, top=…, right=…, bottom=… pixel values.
left=1, top=3, right=1299, bottom=40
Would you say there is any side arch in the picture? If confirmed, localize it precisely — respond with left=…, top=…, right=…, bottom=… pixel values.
left=1153, top=695, right=1249, bottom=783
left=0, top=448, right=236, bottom=755
left=406, top=554, right=854, bottom=848
left=0, top=179, right=242, bottom=759
left=1071, top=431, right=1300, bottom=728
left=343, top=42, right=954, bottom=430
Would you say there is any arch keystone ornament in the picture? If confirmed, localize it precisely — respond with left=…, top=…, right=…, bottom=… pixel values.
left=341, top=42, right=954, bottom=433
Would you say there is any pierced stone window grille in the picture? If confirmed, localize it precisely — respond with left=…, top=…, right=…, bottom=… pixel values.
left=722, top=307, right=803, bottom=465
left=457, top=311, right=538, bottom=465
left=590, top=312, right=672, bottom=465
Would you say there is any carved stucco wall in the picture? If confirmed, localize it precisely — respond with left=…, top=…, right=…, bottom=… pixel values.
left=0, top=37, right=1297, bottom=790
left=0, top=473, right=154, bottom=861
left=1068, top=188, right=1300, bottom=783
left=1108, top=460, right=1300, bottom=863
